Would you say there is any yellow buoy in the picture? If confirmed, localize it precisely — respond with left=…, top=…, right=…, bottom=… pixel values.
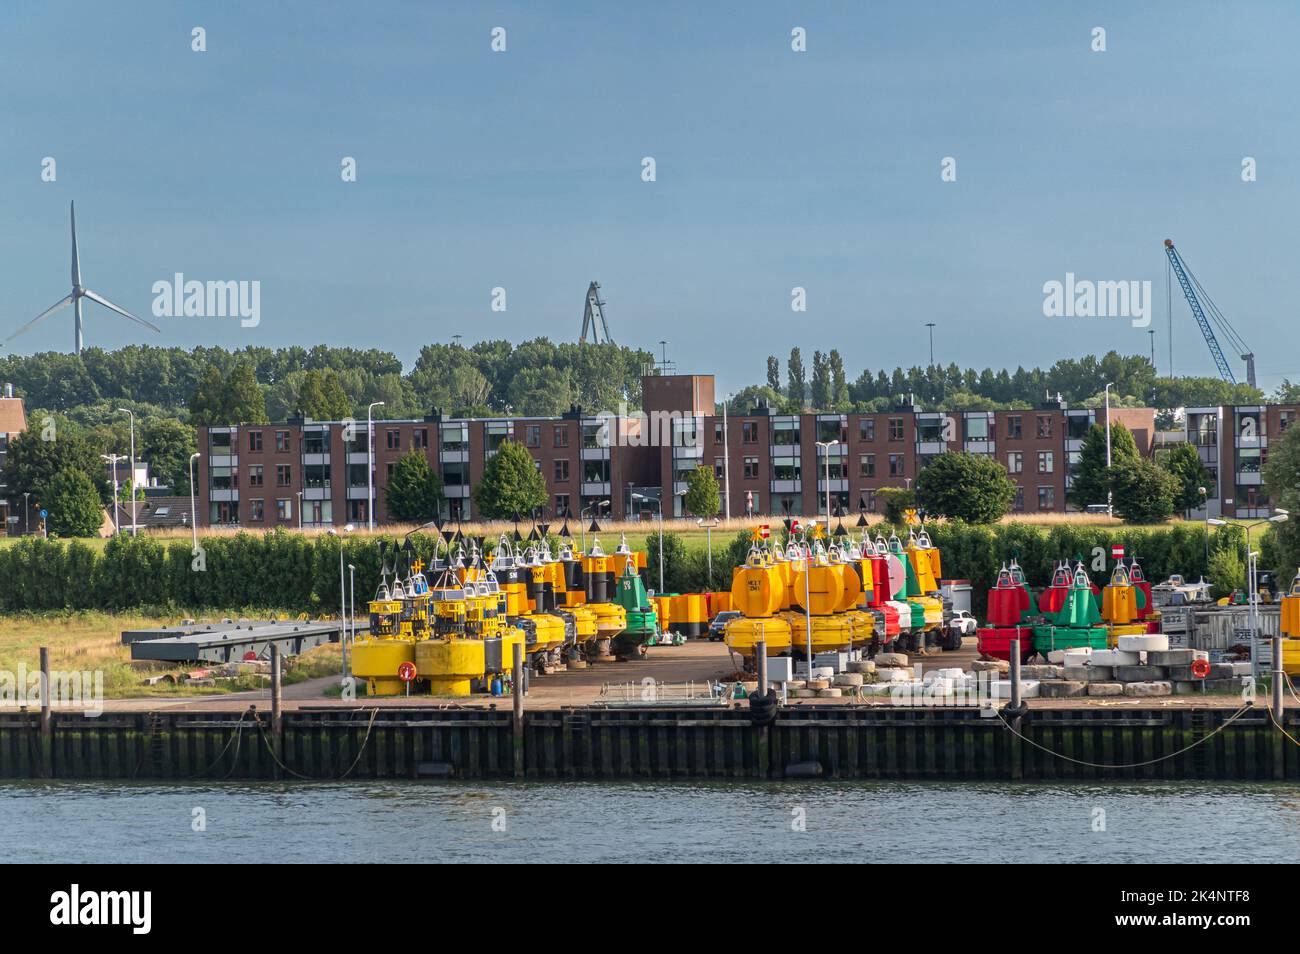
left=724, top=614, right=793, bottom=655
left=416, top=639, right=486, bottom=697
left=352, top=638, right=416, bottom=696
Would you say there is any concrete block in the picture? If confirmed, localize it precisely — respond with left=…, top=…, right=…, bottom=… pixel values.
left=847, top=660, right=876, bottom=674
left=1167, top=665, right=1206, bottom=682
left=1085, top=665, right=1115, bottom=681
left=1092, top=649, right=1140, bottom=667
left=1148, top=649, right=1194, bottom=667
left=1062, top=648, right=1094, bottom=667
left=806, top=678, right=831, bottom=691
left=833, top=673, right=864, bottom=688
left=1123, top=681, right=1173, bottom=697
left=1087, top=682, right=1124, bottom=696
left=816, top=687, right=842, bottom=698
left=1021, top=665, right=1064, bottom=680
left=876, top=653, right=909, bottom=668
left=1038, top=680, right=1087, bottom=698
left=791, top=688, right=817, bottom=698
left=877, top=668, right=913, bottom=683
left=972, top=659, right=1009, bottom=673
left=1118, top=633, right=1169, bottom=653
left=1114, top=665, right=1169, bottom=682
left=992, top=679, right=1040, bottom=699
left=1046, top=649, right=1068, bottom=664
left=1174, top=681, right=1204, bottom=695
left=935, top=667, right=965, bottom=679
left=1209, top=663, right=1240, bottom=679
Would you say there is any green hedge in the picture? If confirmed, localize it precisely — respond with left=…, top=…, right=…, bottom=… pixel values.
left=0, top=522, right=1265, bottom=616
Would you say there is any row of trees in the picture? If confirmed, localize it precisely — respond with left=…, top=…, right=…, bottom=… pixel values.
left=739, top=349, right=1268, bottom=415
left=908, top=422, right=1210, bottom=525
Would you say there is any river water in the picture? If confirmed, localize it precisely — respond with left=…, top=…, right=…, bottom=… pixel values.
left=6, top=779, right=1299, bottom=863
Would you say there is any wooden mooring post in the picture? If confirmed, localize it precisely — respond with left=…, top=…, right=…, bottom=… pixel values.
left=38, top=647, right=52, bottom=778
left=512, top=642, right=525, bottom=777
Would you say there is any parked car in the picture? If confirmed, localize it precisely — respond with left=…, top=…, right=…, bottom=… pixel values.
left=948, top=610, right=978, bottom=636
left=708, top=610, right=741, bottom=642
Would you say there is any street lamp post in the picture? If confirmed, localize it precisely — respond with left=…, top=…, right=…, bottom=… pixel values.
left=296, top=490, right=304, bottom=530
left=101, top=453, right=125, bottom=535
left=23, top=492, right=29, bottom=536
left=802, top=523, right=816, bottom=677
left=580, top=500, right=608, bottom=554
left=188, top=453, right=201, bottom=551
left=925, top=322, right=936, bottom=367
left=367, top=401, right=385, bottom=531
left=347, top=562, right=356, bottom=679
left=1239, top=510, right=1289, bottom=686
left=118, top=408, right=136, bottom=536
left=697, top=516, right=719, bottom=589
left=1103, top=382, right=1114, bottom=516
left=815, top=440, right=839, bottom=519
left=329, top=525, right=355, bottom=676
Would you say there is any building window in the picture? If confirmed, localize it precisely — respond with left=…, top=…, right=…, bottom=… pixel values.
left=386, top=462, right=394, bottom=481
left=1007, top=416, right=1022, bottom=440
left=714, top=457, right=725, bottom=478
left=248, top=465, right=264, bottom=487
left=248, top=431, right=263, bottom=452
left=413, top=428, right=428, bottom=449
left=442, top=424, right=469, bottom=452
left=888, top=418, right=904, bottom=441
left=859, top=454, right=875, bottom=478
left=772, top=420, right=800, bottom=446
left=1038, top=451, right=1054, bottom=474
left=742, top=422, right=759, bottom=444
left=275, top=430, right=290, bottom=452
left=277, top=498, right=292, bottom=521
left=554, top=459, right=569, bottom=482
left=525, top=425, right=541, bottom=448
left=276, top=464, right=291, bottom=486
left=714, top=422, right=724, bottom=444
left=1036, top=415, right=1052, bottom=439
left=554, top=493, right=570, bottom=516
left=888, top=454, right=904, bottom=477
left=862, top=490, right=877, bottom=513
left=772, top=457, right=800, bottom=482
left=386, top=429, right=400, bottom=450
left=1013, top=487, right=1025, bottom=511
left=553, top=425, right=568, bottom=448
left=348, top=499, right=369, bottom=523
left=859, top=418, right=875, bottom=442
left=743, top=456, right=759, bottom=479
left=249, top=499, right=264, bottom=522
left=1038, top=486, right=1055, bottom=511
left=1007, top=452, right=1022, bottom=474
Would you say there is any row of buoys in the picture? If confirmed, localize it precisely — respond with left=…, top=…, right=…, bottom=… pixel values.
left=723, top=527, right=950, bottom=665
left=351, top=533, right=661, bottom=696
left=977, top=556, right=1163, bottom=663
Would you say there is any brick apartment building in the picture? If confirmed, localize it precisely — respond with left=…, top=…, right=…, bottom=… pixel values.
left=0, top=384, right=28, bottom=535
left=1182, top=404, right=1300, bottom=519
left=195, top=373, right=1163, bottom=528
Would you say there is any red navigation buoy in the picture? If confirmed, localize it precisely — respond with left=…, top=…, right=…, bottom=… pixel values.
left=243, top=651, right=258, bottom=661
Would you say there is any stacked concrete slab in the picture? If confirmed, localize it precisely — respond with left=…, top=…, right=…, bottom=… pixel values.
left=1018, top=635, right=1250, bottom=698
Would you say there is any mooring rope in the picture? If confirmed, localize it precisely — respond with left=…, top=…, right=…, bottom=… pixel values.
left=255, top=721, right=313, bottom=781
left=995, top=703, right=1255, bottom=769
left=338, top=707, right=380, bottom=780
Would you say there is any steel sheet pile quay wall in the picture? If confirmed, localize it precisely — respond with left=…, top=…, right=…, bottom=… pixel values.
left=0, top=705, right=1294, bottom=781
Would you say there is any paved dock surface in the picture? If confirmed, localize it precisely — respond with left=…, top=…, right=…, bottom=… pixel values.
left=74, top=637, right=1266, bottom=712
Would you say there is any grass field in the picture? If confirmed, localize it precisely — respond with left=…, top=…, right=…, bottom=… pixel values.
left=0, top=610, right=342, bottom=699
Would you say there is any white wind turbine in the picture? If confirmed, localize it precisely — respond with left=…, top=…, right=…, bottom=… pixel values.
left=3, top=201, right=160, bottom=355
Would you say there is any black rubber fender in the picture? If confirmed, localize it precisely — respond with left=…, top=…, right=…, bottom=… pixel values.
left=747, top=689, right=779, bottom=727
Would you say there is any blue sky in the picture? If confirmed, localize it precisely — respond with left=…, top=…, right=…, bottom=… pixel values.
left=1, top=1, right=1296, bottom=396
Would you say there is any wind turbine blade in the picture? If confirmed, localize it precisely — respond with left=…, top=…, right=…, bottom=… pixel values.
left=70, top=201, right=81, bottom=287
left=3, top=293, right=74, bottom=346
left=82, top=289, right=161, bottom=333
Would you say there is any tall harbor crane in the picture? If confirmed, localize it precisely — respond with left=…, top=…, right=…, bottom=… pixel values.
left=1163, top=239, right=1255, bottom=387
left=579, top=281, right=613, bottom=344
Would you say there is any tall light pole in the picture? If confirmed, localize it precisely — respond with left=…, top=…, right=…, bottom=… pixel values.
left=1148, top=329, right=1156, bottom=373
left=722, top=398, right=731, bottom=520
left=697, top=516, right=719, bottom=589
left=925, top=322, right=936, bottom=367
left=367, top=401, right=385, bottom=531
left=296, top=490, right=304, bottom=529
left=816, top=439, right=839, bottom=518
left=631, top=493, right=665, bottom=592
left=117, top=407, right=136, bottom=536
left=347, top=562, right=356, bottom=679
left=22, top=492, right=29, bottom=536
left=1240, top=510, right=1289, bottom=685
left=1103, top=382, right=1114, bottom=516
left=101, top=453, right=125, bottom=535
left=188, top=452, right=201, bottom=550
left=802, top=523, right=816, bottom=676
left=329, top=525, right=355, bottom=673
